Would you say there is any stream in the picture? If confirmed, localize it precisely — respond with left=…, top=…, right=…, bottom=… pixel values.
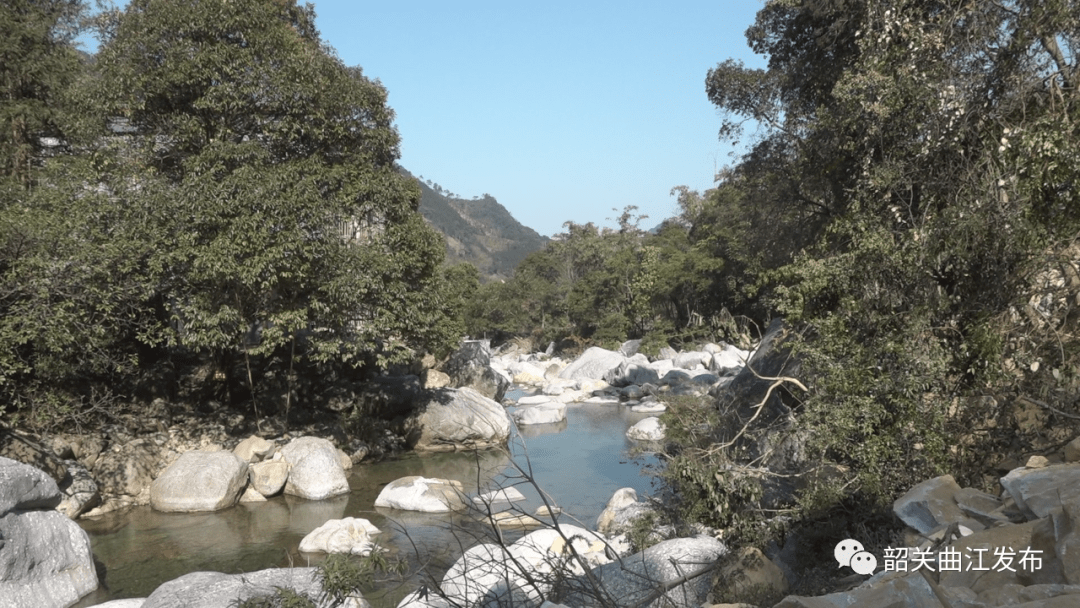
left=74, top=396, right=663, bottom=608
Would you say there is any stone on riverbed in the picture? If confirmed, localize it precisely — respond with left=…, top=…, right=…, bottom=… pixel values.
left=140, top=567, right=368, bottom=608
left=280, top=437, right=350, bottom=501
left=299, top=517, right=381, bottom=555
left=514, top=402, right=567, bottom=425
left=408, top=387, right=512, bottom=452
left=149, top=450, right=249, bottom=512
left=249, top=460, right=289, bottom=497
left=375, top=476, right=466, bottom=512
left=558, top=346, right=626, bottom=381
left=627, top=417, right=666, bottom=441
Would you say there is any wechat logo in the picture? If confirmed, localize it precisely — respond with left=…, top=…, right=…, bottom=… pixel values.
left=835, top=539, right=877, bottom=575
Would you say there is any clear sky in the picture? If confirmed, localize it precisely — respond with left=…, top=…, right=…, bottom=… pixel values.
left=89, top=1, right=768, bottom=237
left=310, top=1, right=767, bottom=236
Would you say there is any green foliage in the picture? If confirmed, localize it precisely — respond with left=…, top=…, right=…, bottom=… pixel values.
left=318, top=551, right=407, bottom=603
left=233, top=587, right=315, bottom=608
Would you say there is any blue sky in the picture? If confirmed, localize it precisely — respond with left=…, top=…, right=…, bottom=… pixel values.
left=312, top=1, right=767, bottom=236
left=90, top=2, right=767, bottom=237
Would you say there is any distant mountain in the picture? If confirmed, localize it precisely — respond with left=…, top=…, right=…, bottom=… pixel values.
left=402, top=169, right=549, bottom=281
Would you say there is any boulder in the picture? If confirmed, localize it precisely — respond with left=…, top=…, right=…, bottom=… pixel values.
left=673, top=351, right=711, bottom=370
left=408, top=387, right=512, bottom=452
left=892, top=474, right=969, bottom=534
left=445, top=340, right=509, bottom=401
left=0, top=457, right=98, bottom=608
left=774, top=571, right=943, bottom=608
left=440, top=543, right=543, bottom=608
left=1000, top=463, right=1080, bottom=521
left=715, top=317, right=800, bottom=426
left=374, top=476, right=466, bottom=512
left=709, top=345, right=749, bottom=375
left=299, top=517, right=381, bottom=555
left=473, top=487, right=526, bottom=507
left=630, top=402, right=667, bottom=413
left=232, top=435, right=274, bottom=463
left=719, top=547, right=789, bottom=598
left=514, top=402, right=568, bottom=425
left=422, top=369, right=451, bottom=389
left=57, top=459, right=101, bottom=519
left=513, top=524, right=614, bottom=576
left=280, top=437, right=351, bottom=501
left=93, top=439, right=163, bottom=497
left=140, top=568, right=368, bottom=608
left=618, top=339, right=642, bottom=357
left=604, top=361, right=661, bottom=387
left=559, top=347, right=627, bottom=381
left=0, top=455, right=61, bottom=513
left=596, top=487, right=657, bottom=536
left=1065, top=436, right=1080, bottom=462
left=658, top=346, right=678, bottom=360
left=564, top=536, right=726, bottom=608
left=627, top=417, right=666, bottom=441
left=0, top=430, right=67, bottom=482
left=249, top=460, right=289, bottom=497
left=149, top=450, right=249, bottom=512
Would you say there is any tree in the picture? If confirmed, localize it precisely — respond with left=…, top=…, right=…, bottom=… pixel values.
left=92, top=0, right=458, bottom=408
left=0, top=0, right=85, bottom=191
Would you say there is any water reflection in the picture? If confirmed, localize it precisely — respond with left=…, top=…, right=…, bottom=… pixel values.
left=77, top=402, right=660, bottom=608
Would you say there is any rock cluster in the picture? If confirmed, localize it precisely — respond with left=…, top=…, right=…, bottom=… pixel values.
left=0, top=457, right=98, bottom=608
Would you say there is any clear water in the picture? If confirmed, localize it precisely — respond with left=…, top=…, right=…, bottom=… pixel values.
left=75, top=398, right=662, bottom=607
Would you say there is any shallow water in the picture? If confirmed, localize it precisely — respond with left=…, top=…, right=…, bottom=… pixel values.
left=75, top=398, right=662, bottom=607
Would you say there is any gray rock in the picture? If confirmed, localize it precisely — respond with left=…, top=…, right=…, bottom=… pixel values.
left=893, top=474, right=968, bottom=534
left=596, top=488, right=657, bottom=536
left=673, top=351, right=710, bottom=370
left=563, top=536, right=726, bottom=608
left=1000, top=463, right=1080, bottom=521
left=714, top=317, right=800, bottom=426
left=445, top=340, right=509, bottom=402
left=299, top=517, right=380, bottom=555
left=0, top=455, right=61, bottom=514
left=514, top=402, right=567, bottom=425
left=618, top=339, right=642, bottom=357
left=559, top=347, right=627, bottom=381
left=0, top=507, right=98, bottom=607
left=140, top=568, right=369, bottom=608
left=280, top=437, right=350, bottom=501
left=657, top=346, right=678, bottom=360
left=93, top=439, right=163, bottom=497
left=232, top=436, right=274, bottom=463
left=150, top=450, right=249, bottom=512
left=773, top=571, right=941, bottom=608
left=249, top=460, right=289, bottom=497
left=375, top=476, right=466, bottom=512
left=408, top=387, right=511, bottom=452
left=604, top=361, right=661, bottom=387
left=57, top=459, right=101, bottom=519
left=627, top=417, right=665, bottom=441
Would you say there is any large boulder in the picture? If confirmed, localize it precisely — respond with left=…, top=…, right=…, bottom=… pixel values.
left=1000, top=462, right=1080, bottom=521
left=559, top=347, right=627, bottom=381
left=279, top=437, right=351, bottom=501
left=149, top=450, right=249, bottom=512
left=407, top=387, right=512, bottom=452
left=140, top=568, right=368, bottom=608
left=374, top=476, right=466, bottom=512
left=892, top=474, right=970, bottom=534
left=445, top=340, right=509, bottom=402
left=0, top=457, right=98, bottom=608
left=673, top=351, right=711, bottom=370
left=563, top=536, right=727, bottom=608
left=299, top=517, right=381, bottom=555
left=603, top=361, right=661, bottom=387
left=715, top=317, right=800, bottom=425
left=439, top=543, right=542, bottom=608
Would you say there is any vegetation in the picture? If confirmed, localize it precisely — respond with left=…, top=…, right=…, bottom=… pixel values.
left=0, top=0, right=471, bottom=431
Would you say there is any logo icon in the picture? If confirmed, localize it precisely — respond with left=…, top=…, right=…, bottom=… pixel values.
left=835, top=539, right=877, bottom=575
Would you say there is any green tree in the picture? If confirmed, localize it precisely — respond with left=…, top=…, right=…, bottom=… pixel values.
left=92, top=0, right=457, bottom=407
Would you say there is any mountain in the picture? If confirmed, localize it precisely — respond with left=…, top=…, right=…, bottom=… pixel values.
left=403, top=169, right=549, bottom=281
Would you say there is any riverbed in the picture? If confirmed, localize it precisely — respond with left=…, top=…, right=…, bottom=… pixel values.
left=74, top=398, right=663, bottom=607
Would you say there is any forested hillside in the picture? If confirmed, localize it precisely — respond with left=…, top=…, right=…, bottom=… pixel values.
left=407, top=169, right=548, bottom=281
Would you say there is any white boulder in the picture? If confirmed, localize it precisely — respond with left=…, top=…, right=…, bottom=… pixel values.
left=374, top=476, right=466, bottom=512
left=299, top=517, right=381, bottom=555
left=627, top=417, right=666, bottom=441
